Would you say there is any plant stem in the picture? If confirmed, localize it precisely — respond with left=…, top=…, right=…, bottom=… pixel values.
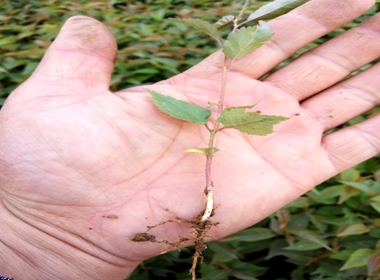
left=217, top=58, right=229, bottom=115
left=201, top=56, right=229, bottom=222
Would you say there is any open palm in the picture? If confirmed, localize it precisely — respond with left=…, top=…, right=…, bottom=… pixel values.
left=1, top=0, right=380, bottom=279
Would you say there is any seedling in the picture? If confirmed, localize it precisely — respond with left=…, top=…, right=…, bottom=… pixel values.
left=132, top=0, right=308, bottom=278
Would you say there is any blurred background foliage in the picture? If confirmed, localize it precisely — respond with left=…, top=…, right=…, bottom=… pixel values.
left=1, top=0, right=380, bottom=279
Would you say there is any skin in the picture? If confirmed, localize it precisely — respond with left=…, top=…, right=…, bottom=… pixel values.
left=1, top=0, right=380, bottom=278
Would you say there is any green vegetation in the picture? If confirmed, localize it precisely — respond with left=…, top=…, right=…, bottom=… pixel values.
left=1, top=1, right=380, bottom=279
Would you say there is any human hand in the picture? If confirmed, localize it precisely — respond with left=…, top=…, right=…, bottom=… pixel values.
left=1, top=0, right=379, bottom=279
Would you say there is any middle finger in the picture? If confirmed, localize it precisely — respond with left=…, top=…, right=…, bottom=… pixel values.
left=264, top=11, right=380, bottom=101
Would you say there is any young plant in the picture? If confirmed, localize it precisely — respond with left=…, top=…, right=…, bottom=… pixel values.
left=132, top=0, right=308, bottom=278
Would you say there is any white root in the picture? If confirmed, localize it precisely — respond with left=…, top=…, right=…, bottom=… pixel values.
left=201, top=188, right=213, bottom=222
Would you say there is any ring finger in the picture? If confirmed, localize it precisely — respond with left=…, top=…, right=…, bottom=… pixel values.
left=264, top=11, right=380, bottom=102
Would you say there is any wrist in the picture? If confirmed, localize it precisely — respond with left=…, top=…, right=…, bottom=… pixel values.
left=0, top=203, right=48, bottom=279
left=0, top=198, right=139, bottom=279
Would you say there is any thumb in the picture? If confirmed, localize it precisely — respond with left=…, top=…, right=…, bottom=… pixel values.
left=14, top=16, right=117, bottom=101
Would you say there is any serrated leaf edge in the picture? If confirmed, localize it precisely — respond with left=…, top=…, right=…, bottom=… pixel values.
left=223, top=21, right=274, bottom=60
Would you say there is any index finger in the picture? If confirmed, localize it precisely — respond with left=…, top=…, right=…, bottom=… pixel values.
left=190, top=0, right=375, bottom=79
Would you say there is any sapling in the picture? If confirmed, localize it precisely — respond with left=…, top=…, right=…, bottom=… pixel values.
left=132, top=0, right=309, bottom=278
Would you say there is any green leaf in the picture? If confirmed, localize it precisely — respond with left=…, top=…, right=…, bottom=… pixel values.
left=214, top=15, right=235, bottom=29
left=337, top=224, right=370, bottom=237
left=339, top=168, right=360, bottom=181
left=340, top=181, right=372, bottom=193
left=284, top=239, right=325, bottom=251
left=309, top=214, right=327, bottom=233
left=247, top=0, right=309, bottom=22
left=285, top=226, right=332, bottom=251
left=280, top=251, right=313, bottom=265
left=370, top=201, right=380, bottom=214
left=231, top=266, right=268, bottom=279
left=207, top=242, right=239, bottom=261
left=339, top=236, right=378, bottom=250
left=147, top=90, right=211, bottom=124
left=223, top=21, right=274, bottom=60
left=217, top=105, right=288, bottom=136
left=317, top=185, right=343, bottom=202
left=371, top=194, right=380, bottom=203
left=331, top=249, right=354, bottom=261
left=0, top=37, right=17, bottom=47
left=337, top=186, right=360, bottom=204
left=340, top=248, right=373, bottom=270
left=172, top=18, right=221, bottom=42
left=221, top=227, right=275, bottom=242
